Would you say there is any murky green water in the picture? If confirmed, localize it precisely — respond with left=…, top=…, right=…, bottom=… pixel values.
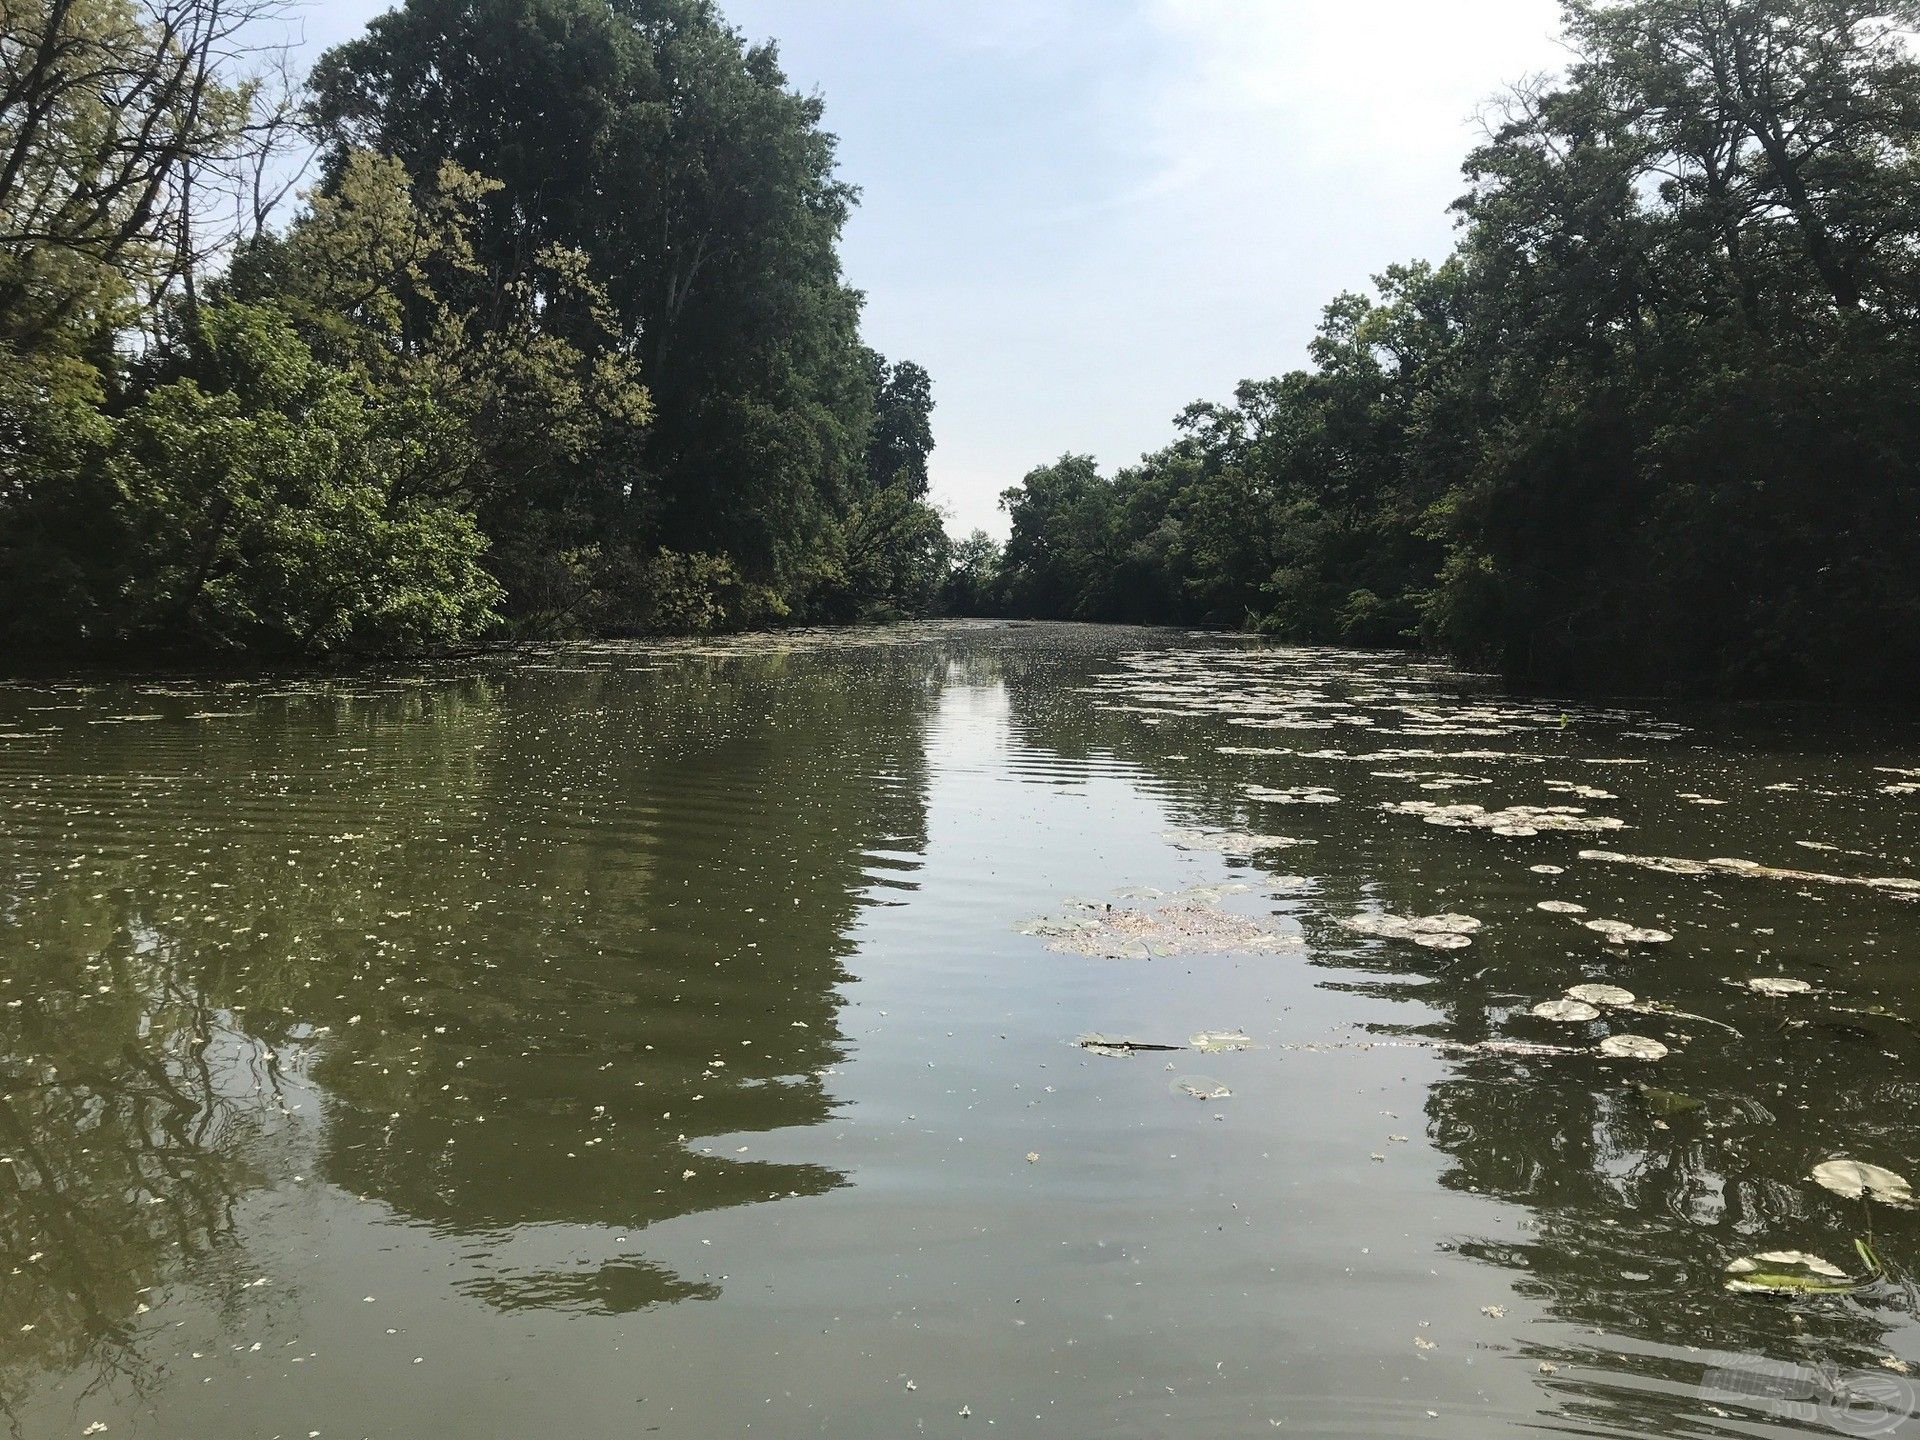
left=2, top=621, right=1918, bottom=1438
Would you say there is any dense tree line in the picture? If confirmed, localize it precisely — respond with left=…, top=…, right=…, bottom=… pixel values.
left=1, top=0, right=946, bottom=660
left=989, top=0, right=1920, bottom=697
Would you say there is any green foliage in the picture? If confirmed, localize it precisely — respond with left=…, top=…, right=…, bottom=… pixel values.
left=225, top=148, right=656, bottom=634
left=608, top=548, right=776, bottom=634
left=940, top=530, right=1002, bottom=616
left=993, top=0, right=1920, bottom=697
left=2, top=0, right=945, bottom=661
left=305, top=0, right=934, bottom=619
left=110, top=302, right=500, bottom=654
left=0, top=0, right=250, bottom=353
left=0, top=347, right=120, bottom=652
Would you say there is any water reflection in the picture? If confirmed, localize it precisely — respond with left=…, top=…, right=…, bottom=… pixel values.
left=2, top=625, right=1916, bottom=1437
left=1003, top=630, right=1920, bottom=1429
left=0, top=642, right=944, bottom=1400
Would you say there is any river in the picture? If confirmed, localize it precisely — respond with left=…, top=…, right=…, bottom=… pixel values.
left=1, top=621, right=1917, bottom=1437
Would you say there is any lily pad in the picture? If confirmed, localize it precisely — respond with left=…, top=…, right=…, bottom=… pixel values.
left=1385, top=800, right=1626, bottom=835
left=1189, top=1030, right=1257, bottom=1053
left=1598, top=1035, right=1669, bottom=1061
left=1532, top=999, right=1601, bottom=1023
left=1725, top=1238, right=1883, bottom=1295
left=1537, top=900, right=1588, bottom=915
left=1724, top=1250, right=1854, bottom=1295
left=1810, top=1159, right=1914, bottom=1206
left=1584, top=919, right=1673, bottom=946
left=1162, top=829, right=1305, bottom=855
left=1748, top=977, right=1813, bottom=997
left=1566, top=983, right=1637, bottom=1008
left=1245, top=785, right=1340, bottom=805
left=1339, top=912, right=1482, bottom=950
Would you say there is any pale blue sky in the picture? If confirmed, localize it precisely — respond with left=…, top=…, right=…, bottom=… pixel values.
left=289, top=1, right=1568, bottom=536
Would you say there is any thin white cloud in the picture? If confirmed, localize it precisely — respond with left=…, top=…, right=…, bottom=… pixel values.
left=1124, top=0, right=1566, bottom=204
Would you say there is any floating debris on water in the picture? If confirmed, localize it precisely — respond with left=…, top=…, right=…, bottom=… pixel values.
left=1023, top=903, right=1302, bottom=959
left=1077, top=1034, right=1185, bottom=1057
left=1580, top=849, right=1920, bottom=899
left=1173, top=1077, right=1233, bottom=1101
left=1441, top=1038, right=1589, bottom=1058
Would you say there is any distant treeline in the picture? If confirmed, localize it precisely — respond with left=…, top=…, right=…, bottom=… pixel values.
left=2, top=0, right=947, bottom=661
left=978, top=0, right=1920, bottom=697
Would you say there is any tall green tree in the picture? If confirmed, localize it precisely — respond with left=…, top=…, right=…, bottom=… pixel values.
left=308, top=0, right=883, bottom=607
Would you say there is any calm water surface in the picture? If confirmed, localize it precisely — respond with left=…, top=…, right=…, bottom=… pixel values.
left=2, top=621, right=1918, bottom=1438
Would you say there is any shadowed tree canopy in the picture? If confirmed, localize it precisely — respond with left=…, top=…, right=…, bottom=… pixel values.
left=986, top=0, right=1920, bottom=698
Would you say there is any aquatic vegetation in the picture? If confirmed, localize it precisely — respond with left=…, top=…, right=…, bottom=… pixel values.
left=1339, top=912, right=1482, bottom=950
left=1024, top=902, right=1302, bottom=959
left=1189, top=1030, right=1257, bottom=1053
left=1565, top=984, right=1636, bottom=1008
left=1441, top=1038, right=1588, bottom=1058
left=1077, top=1034, right=1184, bottom=1057
left=1631, top=1082, right=1704, bottom=1117
left=1245, top=784, right=1340, bottom=805
left=1385, top=800, right=1627, bottom=836
left=1747, top=977, right=1813, bottom=997
left=1531, top=999, right=1601, bottom=1023
left=1583, top=919, right=1673, bottom=946
left=1810, top=1160, right=1914, bottom=1207
left=1598, top=1035, right=1670, bottom=1061
left=1723, top=1246, right=1876, bottom=1296
left=1161, top=829, right=1310, bottom=854
left=1580, top=849, right=1920, bottom=900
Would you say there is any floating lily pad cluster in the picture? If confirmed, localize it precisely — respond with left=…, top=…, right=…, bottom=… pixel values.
left=1161, top=828, right=1308, bottom=855
left=1580, top=848, right=1920, bottom=900
left=1062, top=643, right=1920, bottom=1319
left=1338, top=911, right=1482, bottom=950
left=1384, top=800, right=1628, bottom=837
left=1722, top=1166, right=1910, bottom=1296
left=1022, top=901, right=1301, bottom=960
left=1583, top=918, right=1673, bottom=947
